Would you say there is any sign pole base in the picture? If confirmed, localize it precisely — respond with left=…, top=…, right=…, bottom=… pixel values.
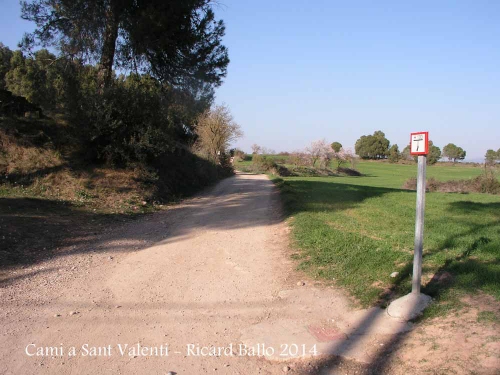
left=387, top=293, right=432, bottom=321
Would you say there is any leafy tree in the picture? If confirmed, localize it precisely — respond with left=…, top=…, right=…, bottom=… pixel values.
left=306, top=139, right=331, bottom=167
left=485, top=149, right=499, bottom=165
left=78, top=72, right=180, bottom=164
left=194, top=104, right=242, bottom=163
left=388, top=144, right=400, bottom=163
left=332, top=147, right=357, bottom=170
left=401, top=145, right=413, bottom=161
left=425, top=141, right=441, bottom=165
left=4, top=49, right=60, bottom=109
left=331, top=141, right=342, bottom=153
left=21, top=0, right=229, bottom=89
left=442, top=143, right=466, bottom=163
left=0, top=43, right=13, bottom=89
left=4, top=48, right=84, bottom=111
left=355, top=130, right=390, bottom=159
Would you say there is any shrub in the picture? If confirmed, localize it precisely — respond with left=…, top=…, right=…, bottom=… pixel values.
left=269, top=165, right=293, bottom=177
left=232, top=149, right=246, bottom=162
left=76, top=73, right=180, bottom=165
left=402, top=172, right=500, bottom=195
left=252, top=154, right=292, bottom=176
left=474, top=170, right=500, bottom=194
left=153, top=150, right=233, bottom=200
left=252, top=154, right=276, bottom=170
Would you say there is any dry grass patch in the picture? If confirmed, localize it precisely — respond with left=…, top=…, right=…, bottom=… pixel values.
left=403, top=173, right=500, bottom=195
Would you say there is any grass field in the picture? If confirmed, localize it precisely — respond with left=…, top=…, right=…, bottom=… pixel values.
left=355, top=161, right=486, bottom=188
left=237, top=157, right=499, bottom=317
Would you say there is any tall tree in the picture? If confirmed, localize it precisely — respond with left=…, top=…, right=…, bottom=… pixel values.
left=20, top=0, right=229, bottom=89
left=442, top=143, right=466, bottom=163
left=401, top=145, right=413, bottom=161
left=0, top=43, right=13, bottom=89
left=425, top=141, right=441, bottom=165
left=355, top=130, right=390, bottom=159
left=4, top=49, right=72, bottom=110
left=485, top=149, right=499, bottom=165
left=409, top=141, right=441, bottom=165
left=388, top=144, right=400, bottom=163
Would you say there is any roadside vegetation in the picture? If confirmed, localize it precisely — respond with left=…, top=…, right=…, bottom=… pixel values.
left=0, top=2, right=240, bottom=270
left=235, top=153, right=500, bottom=318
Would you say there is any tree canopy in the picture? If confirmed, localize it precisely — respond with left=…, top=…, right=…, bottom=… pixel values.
left=1, top=44, right=218, bottom=164
left=401, top=141, right=441, bottom=165
left=195, top=104, right=242, bottom=163
left=20, top=0, right=229, bottom=88
left=354, top=130, right=390, bottom=159
left=388, top=144, right=400, bottom=163
left=426, top=141, right=441, bottom=165
left=442, top=143, right=466, bottom=163
left=485, top=149, right=499, bottom=165
left=331, top=141, right=342, bottom=153
left=401, top=145, right=412, bottom=161
left=0, top=43, right=13, bottom=89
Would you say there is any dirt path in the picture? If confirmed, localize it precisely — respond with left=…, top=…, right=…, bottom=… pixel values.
left=1, top=173, right=498, bottom=375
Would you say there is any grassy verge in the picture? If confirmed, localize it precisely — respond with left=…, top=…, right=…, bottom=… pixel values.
left=269, top=162, right=499, bottom=318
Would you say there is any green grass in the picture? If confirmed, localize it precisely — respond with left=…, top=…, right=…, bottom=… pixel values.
left=270, top=161, right=500, bottom=313
left=477, top=311, right=500, bottom=324
left=356, top=161, right=486, bottom=188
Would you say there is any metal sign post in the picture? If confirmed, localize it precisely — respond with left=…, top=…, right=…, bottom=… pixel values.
left=409, top=131, right=429, bottom=294
left=412, top=154, right=426, bottom=294
left=387, top=131, right=432, bottom=320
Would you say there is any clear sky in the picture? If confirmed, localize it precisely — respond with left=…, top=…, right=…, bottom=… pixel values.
left=1, top=1, right=499, bottom=160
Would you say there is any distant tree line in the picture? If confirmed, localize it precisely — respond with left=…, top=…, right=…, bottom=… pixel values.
left=352, top=130, right=487, bottom=166
left=252, top=131, right=495, bottom=169
left=354, top=130, right=442, bottom=165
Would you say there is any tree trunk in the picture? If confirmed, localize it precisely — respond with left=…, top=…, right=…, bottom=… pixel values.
left=99, top=2, right=120, bottom=90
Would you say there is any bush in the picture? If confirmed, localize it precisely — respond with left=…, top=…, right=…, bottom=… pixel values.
left=232, top=149, right=246, bottom=162
left=0, top=89, right=43, bottom=117
left=2, top=48, right=212, bottom=168
left=252, top=154, right=276, bottom=170
left=75, top=73, right=180, bottom=165
left=269, top=165, right=293, bottom=177
left=402, top=172, right=500, bottom=195
left=252, top=154, right=292, bottom=176
left=153, top=150, right=233, bottom=200
left=474, top=170, right=500, bottom=194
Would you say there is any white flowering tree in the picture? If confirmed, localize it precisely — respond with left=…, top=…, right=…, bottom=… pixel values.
left=333, top=147, right=357, bottom=170
left=306, top=139, right=333, bottom=168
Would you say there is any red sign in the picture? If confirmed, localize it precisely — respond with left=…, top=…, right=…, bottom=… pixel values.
left=410, top=132, right=429, bottom=155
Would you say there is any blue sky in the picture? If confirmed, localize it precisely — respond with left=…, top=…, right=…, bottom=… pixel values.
left=2, top=1, right=499, bottom=160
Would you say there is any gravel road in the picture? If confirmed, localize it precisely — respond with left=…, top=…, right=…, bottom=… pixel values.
left=2, top=172, right=495, bottom=375
left=0, top=173, right=324, bottom=374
